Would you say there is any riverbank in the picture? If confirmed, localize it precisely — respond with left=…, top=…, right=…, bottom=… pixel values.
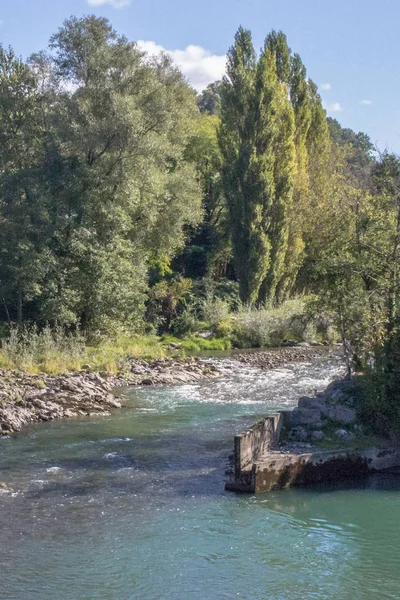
left=0, top=345, right=332, bottom=435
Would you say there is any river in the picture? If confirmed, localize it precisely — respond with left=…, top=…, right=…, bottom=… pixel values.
left=1, top=351, right=400, bottom=600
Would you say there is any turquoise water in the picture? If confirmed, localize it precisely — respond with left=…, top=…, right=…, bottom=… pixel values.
left=1, top=353, right=400, bottom=600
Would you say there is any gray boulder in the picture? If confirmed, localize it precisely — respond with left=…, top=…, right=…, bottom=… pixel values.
left=286, top=407, right=322, bottom=427
left=335, top=429, right=355, bottom=441
left=328, top=405, right=357, bottom=424
left=289, top=426, right=308, bottom=442
left=298, top=396, right=325, bottom=411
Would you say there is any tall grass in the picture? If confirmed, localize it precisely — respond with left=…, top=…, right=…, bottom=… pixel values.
left=234, top=299, right=315, bottom=347
left=0, top=326, right=165, bottom=374
left=0, top=297, right=329, bottom=375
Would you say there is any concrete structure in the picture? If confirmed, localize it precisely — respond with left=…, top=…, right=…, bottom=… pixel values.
left=226, top=412, right=400, bottom=493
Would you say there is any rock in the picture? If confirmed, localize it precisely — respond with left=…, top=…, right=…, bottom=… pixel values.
left=328, top=405, right=357, bottom=424
left=298, top=396, right=326, bottom=411
left=103, top=395, right=121, bottom=409
left=312, top=430, right=324, bottom=441
left=286, top=408, right=322, bottom=427
left=335, top=429, right=355, bottom=441
left=289, top=426, right=308, bottom=442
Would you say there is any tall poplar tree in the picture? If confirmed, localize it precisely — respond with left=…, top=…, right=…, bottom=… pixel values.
left=218, top=27, right=295, bottom=304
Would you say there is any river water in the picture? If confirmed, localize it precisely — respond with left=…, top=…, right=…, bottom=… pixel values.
left=1, top=351, right=400, bottom=600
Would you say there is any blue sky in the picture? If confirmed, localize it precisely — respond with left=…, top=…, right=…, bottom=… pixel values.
left=1, top=0, right=400, bottom=152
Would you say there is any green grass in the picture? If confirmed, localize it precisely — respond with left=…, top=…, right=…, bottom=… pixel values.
left=161, top=334, right=232, bottom=353
left=314, top=423, right=385, bottom=451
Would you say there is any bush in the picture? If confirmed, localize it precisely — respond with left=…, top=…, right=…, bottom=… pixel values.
left=201, top=296, right=231, bottom=328
left=170, top=311, right=201, bottom=337
left=192, top=278, right=241, bottom=311
left=214, top=318, right=234, bottom=339
left=359, top=345, right=400, bottom=437
left=234, top=299, right=312, bottom=348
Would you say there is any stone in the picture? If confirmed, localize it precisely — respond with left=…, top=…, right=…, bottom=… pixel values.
left=328, top=405, right=357, bottom=424
left=298, top=396, right=326, bottom=411
left=311, top=430, right=324, bottom=441
left=289, top=426, right=308, bottom=442
left=286, top=407, right=322, bottom=427
left=335, top=429, right=355, bottom=441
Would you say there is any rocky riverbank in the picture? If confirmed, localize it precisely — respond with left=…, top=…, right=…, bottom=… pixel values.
left=279, top=377, right=360, bottom=448
left=228, top=343, right=331, bottom=370
left=0, top=357, right=220, bottom=435
left=0, top=344, right=337, bottom=436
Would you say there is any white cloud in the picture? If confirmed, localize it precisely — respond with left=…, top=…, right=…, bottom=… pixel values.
left=328, top=102, right=343, bottom=112
left=360, top=99, right=373, bottom=105
left=87, top=0, right=131, bottom=7
left=138, top=40, right=226, bottom=92
left=320, top=82, right=332, bottom=91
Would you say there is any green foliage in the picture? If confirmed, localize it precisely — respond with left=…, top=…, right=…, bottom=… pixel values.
left=0, top=16, right=202, bottom=331
left=197, top=81, right=223, bottom=115
left=180, top=112, right=231, bottom=279
left=219, top=27, right=301, bottom=304
left=162, top=334, right=231, bottom=353
left=147, top=277, right=194, bottom=332
left=170, top=311, right=202, bottom=337
left=192, top=278, right=241, bottom=311
left=234, top=299, right=312, bottom=348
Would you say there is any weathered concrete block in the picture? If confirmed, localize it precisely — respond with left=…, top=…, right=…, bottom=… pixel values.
left=234, top=412, right=284, bottom=477
left=253, top=450, right=371, bottom=492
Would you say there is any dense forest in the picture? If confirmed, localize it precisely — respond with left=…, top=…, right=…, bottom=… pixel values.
left=1, top=16, right=400, bottom=433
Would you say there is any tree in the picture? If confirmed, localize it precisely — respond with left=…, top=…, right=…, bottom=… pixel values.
left=197, top=81, right=223, bottom=115
left=0, top=46, right=52, bottom=323
left=218, top=27, right=295, bottom=304
left=0, top=16, right=202, bottom=332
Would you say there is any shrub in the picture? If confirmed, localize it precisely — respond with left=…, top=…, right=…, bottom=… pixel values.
left=170, top=311, right=200, bottom=337
left=234, top=299, right=312, bottom=348
left=201, top=296, right=231, bottom=328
